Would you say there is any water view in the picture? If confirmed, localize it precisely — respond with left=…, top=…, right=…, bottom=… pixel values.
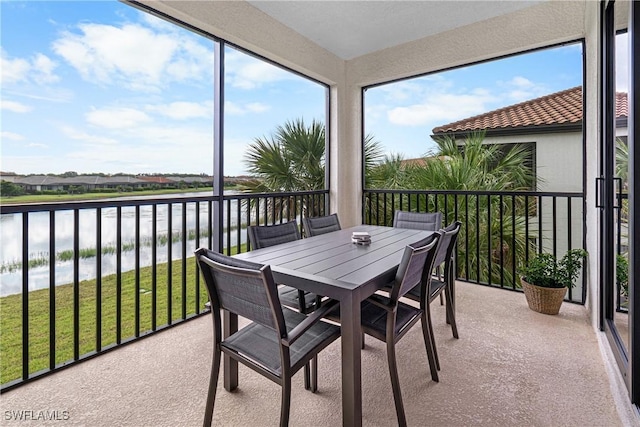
left=0, top=192, right=248, bottom=297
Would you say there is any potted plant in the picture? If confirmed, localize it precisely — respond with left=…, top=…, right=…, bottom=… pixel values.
left=520, top=249, right=587, bottom=315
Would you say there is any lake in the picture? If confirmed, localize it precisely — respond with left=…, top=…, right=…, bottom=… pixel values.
left=0, top=192, right=248, bottom=296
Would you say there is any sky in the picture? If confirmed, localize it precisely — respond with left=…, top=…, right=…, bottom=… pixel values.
left=0, top=1, right=628, bottom=177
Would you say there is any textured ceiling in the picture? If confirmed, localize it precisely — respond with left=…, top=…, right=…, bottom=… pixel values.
left=247, top=1, right=543, bottom=60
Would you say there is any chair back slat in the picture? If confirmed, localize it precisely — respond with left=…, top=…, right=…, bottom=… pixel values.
left=433, top=221, right=462, bottom=268
left=393, top=210, right=442, bottom=231
left=196, top=249, right=284, bottom=333
left=248, top=221, right=301, bottom=249
left=391, top=232, right=441, bottom=301
left=303, top=214, right=341, bottom=236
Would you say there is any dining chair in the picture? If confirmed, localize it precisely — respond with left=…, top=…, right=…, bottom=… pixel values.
left=404, top=220, right=462, bottom=379
left=247, top=221, right=319, bottom=315
left=195, top=248, right=340, bottom=427
left=302, top=213, right=341, bottom=237
left=393, top=210, right=443, bottom=231
left=326, top=232, right=441, bottom=427
left=247, top=220, right=322, bottom=391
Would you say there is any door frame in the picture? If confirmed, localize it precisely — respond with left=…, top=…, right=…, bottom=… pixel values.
left=599, top=0, right=639, bottom=405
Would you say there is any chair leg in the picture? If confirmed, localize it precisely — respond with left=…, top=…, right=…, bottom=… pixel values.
left=203, top=347, right=221, bottom=427
left=280, top=375, right=292, bottom=427
left=311, top=356, right=318, bottom=393
left=304, top=363, right=311, bottom=390
left=420, top=311, right=439, bottom=382
left=386, top=340, right=407, bottom=427
left=361, top=331, right=365, bottom=349
left=445, top=288, right=459, bottom=339
left=427, top=301, right=441, bottom=371
left=299, top=291, right=308, bottom=315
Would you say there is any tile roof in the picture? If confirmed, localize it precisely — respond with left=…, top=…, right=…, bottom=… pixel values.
left=432, top=86, right=628, bottom=134
left=616, top=91, right=628, bottom=118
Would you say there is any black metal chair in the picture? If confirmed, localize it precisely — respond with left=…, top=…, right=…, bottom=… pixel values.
left=393, top=210, right=443, bottom=231
left=247, top=221, right=319, bottom=314
left=247, top=220, right=323, bottom=391
left=326, top=232, right=441, bottom=427
left=393, top=210, right=444, bottom=305
left=302, top=213, right=341, bottom=237
left=404, top=220, right=462, bottom=380
left=195, top=248, right=340, bottom=427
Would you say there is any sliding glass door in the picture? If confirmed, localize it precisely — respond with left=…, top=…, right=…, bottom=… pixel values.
left=600, top=0, right=639, bottom=405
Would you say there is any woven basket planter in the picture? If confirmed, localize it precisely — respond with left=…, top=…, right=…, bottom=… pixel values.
left=521, top=278, right=567, bottom=315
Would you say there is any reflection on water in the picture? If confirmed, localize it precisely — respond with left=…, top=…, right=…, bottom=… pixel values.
left=0, top=194, right=248, bottom=296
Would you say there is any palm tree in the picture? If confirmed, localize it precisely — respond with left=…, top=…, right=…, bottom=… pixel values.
left=243, top=118, right=384, bottom=221
left=367, top=131, right=536, bottom=286
left=244, top=118, right=326, bottom=192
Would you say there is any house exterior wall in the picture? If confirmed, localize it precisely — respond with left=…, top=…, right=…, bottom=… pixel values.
left=481, top=132, right=583, bottom=193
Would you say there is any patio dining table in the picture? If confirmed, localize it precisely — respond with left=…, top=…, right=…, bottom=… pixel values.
left=232, top=224, right=434, bottom=426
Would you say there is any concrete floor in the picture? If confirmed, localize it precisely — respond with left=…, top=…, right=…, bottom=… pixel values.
left=0, top=282, right=625, bottom=426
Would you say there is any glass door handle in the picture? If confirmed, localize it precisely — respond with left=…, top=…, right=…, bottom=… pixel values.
left=596, top=177, right=604, bottom=208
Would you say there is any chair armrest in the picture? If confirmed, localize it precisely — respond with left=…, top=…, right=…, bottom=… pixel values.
left=282, top=299, right=340, bottom=347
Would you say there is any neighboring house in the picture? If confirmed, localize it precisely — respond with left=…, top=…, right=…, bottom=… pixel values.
left=430, top=86, right=628, bottom=193
left=14, top=175, right=67, bottom=192
left=430, top=86, right=629, bottom=256
left=166, top=176, right=213, bottom=186
left=7, top=175, right=216, bottom=192
left=137, top=176, right=175, bottom=188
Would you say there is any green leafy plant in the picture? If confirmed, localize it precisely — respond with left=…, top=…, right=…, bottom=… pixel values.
left=617, top=254, right=629, bottom=297
left=521, top=249, right=588, bottom=289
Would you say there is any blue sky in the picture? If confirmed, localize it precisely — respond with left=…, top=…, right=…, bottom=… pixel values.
left=0, top=1, right=627, bottom=177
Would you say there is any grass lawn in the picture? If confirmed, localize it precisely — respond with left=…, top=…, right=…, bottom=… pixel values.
left=0, top=256, right=213, bottom=385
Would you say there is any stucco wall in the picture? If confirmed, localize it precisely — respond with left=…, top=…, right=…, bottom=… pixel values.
left=482, top=132, right=584, bottom=193
left=346, top=1, right=587, bottom=87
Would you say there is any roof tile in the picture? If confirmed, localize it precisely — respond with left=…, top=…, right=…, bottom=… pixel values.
left=432, top=86, right=628, bottom=134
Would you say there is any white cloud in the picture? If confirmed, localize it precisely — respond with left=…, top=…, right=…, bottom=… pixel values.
left=246, top=102, right=270, bottom=113
left=59, top=125, right=119, bottom=145
left=225, top=50, right=291, bottom=89
left=1, top=51, right=30, bottom=84
left=388, top=92, right=496, bottom=126
left=32, top=54, right=59, bottom=84
left=52, top=22, right=213, bottom=92
left=1, top=49, right=59, bottom=86
left=1, top=131, right=26, bottom=141
left=509, top=76, right=535, bottom=88
left=376, top=76, right=450, bottom=103
left=146, top=101, right=213, bottom=120
left=225, top=101, right=271, bottom=115
left=1, top=100, right=32, bottom=113
left=498, top=76, right=550, bottom=103
left=85, top=107, right=152, bottom=129
left=223, top=137, right=254, bottom=175
left=27, top=142, right=48, bottom=149
left=64, top=124, right=215, bottom=174
left=381, top=74, right=552, bottom=129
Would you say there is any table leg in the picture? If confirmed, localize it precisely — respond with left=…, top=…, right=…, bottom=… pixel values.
left=341, top=293, right=362, bottom=427
left=223, top=310, right=238, bottom=391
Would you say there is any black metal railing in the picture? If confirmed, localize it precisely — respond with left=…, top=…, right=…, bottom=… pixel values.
left=363, top=189, right=587, bottom=303
left=0, top=189, right=328, bottom=391
left=2, top=186, right=607, bottom=390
